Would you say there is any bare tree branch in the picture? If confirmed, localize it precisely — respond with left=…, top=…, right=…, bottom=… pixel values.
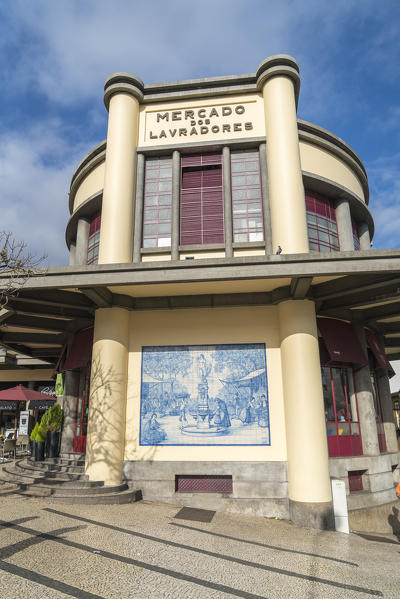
left=0, top=231, right=47, bottom=308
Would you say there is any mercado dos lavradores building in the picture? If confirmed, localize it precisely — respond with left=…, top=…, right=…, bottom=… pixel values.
left=1, top=54, right=400, bottom=529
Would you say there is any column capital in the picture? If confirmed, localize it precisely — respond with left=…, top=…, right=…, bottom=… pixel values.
left=256, top=55, right=300, bottom=105
left=104, top=72, right=144, bottom=110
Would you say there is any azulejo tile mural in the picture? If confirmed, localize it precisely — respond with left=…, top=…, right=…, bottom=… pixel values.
left=139, top=343, right=270, bottom=446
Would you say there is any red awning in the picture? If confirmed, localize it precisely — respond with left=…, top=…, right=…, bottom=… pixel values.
left=317, top=318, right=367, bottom=365
left=63, top=328, right=93, bottom=371
left=0, top=384, right=53, bottom=402
left=365, top=329, right=395, bottom=377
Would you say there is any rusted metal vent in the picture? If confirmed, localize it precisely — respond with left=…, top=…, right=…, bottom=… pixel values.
left=176, top=474, right=232, bottom=493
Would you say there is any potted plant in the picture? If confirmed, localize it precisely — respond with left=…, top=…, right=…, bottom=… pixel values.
left=33, top=420, right=47, bottom=461
left=42, top=404, right=63, bottom=458
left=30, top=422, right=39, bottom=459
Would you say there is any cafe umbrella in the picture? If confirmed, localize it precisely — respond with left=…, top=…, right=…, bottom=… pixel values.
left=0, top=384, right=56, bottom=438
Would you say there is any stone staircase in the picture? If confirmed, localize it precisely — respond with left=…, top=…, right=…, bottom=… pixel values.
left=0, top=454, right=141, bottom=505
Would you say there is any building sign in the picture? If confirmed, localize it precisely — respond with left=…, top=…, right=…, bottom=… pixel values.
left=139, top=343, right=270, bottom=446
left=142, top=98, right=264, bottom=145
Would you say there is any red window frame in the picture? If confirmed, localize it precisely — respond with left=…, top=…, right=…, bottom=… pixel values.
left=348, top=471, right=364, bottom=493
left=86, top=213, right=101, bottom=264
left=142, top=157, right=172, bottom=248
left=322, top=365, right=363, bottom=457
left=180, top=152, right=224, bottom=246
left=231, top=150, right=264, bottom=243
left=306, top=192, right=340, bottom=252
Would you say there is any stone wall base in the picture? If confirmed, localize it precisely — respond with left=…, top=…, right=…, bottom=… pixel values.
left=123, top=460, right=289, bottom=519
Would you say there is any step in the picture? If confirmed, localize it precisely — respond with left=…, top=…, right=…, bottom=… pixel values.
left=37, top=478, right=103, bottom=489
left=34, top=483, right=129, bottom=497
left=23, top=460, right=84, bottom=474
left=49, top=488, right=142, bottom=505
left=10, top=460, right=85, bottom=479
left=45, top=458, right=85, bottom=467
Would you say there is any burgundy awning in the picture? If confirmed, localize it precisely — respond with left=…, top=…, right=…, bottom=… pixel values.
left=0, top=384, right=51, bottom=403
left=317, top=318, right=367, bottom=365
left=63, top=328, right=93, bottom=371
left=365, top=329, right=395, bottom=377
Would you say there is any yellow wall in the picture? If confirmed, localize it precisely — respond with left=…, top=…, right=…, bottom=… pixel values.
left=299, top=141, right=365, bottom=202
left=124, top=305, right=286, bottom=462
left=73, top=161, right=105, bottom=212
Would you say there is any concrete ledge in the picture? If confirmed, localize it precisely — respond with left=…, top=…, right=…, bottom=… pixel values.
left=349, top=499, right=400, bottom=533
left=347, top=487, right=397, bottom=510
left=289, top=499, right=335, bottom=530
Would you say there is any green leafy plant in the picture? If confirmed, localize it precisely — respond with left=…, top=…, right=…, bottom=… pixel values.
left=36, top=420, right=47, bottom=443
left=30, top=422, right=39, bottom=441
left=41, top=403, right=63, bottom=433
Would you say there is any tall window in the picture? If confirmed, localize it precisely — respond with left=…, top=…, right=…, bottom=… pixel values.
left=180, top=153, right=224, bottom=245
left=86, top=214, right=101, bottom=264
left=231, top=150, right=264, bottom=242
left=142, top=157, right=172, bottom=248
left=306, top=193, right=340, bottom=252
left=322, top=365, right=362, bottom=457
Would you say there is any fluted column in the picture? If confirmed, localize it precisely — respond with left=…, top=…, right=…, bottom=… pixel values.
left=99, top=74, right=144, bottom=264
left=257, top=56, right=308, bottom=255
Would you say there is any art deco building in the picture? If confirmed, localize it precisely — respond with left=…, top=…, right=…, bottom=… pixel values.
left=1, top=55, right=399, bottom=529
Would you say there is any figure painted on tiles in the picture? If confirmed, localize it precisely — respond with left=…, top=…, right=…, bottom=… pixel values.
left=140, top=343, right=270, bottom=446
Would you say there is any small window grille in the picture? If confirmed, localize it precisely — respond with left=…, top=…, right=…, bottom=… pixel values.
left=348, top=470, right=365, bottom=493
left=176, top=475, right=232, bottom=493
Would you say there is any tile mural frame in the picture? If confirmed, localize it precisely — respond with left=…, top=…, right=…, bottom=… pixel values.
left=139, top=343, right=270, bottom=447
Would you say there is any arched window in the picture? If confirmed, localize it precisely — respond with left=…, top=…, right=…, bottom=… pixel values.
left=306, top=192, right=339, bottom=252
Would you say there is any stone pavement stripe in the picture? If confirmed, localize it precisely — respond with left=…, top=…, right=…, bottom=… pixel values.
left=43, top=509, right=382, bottom=597
left=0, top=519, right=270, bottom=599
left=0, top=559, right=106, bottom=599
left=0, top=523, right=87, bottom=560
left=169, top=521, right=359, bottom=566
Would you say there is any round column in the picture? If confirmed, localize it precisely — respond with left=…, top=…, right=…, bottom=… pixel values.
left=99, top=74, right=144, bottom=264
left=69, top=242, right=76, bottom=266
left=352, top=321, right=380, bottom=455
left=335, top=199, right=355, bottom=250
left=257, top=56, right=308, bottom=255
left=75, top=217, right=90, bottom=265
left=279, top=299, right=333, bottom=529
left=358, top=222, right=371, bottom=250
left=85, top=307, right=129, bottom=485
left=60, top=370, right=80, bottom=454
left=377, top=369, right=398, bottom=452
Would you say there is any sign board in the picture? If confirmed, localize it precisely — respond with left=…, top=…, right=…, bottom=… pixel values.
left=19, top=411, right=29, bottom=435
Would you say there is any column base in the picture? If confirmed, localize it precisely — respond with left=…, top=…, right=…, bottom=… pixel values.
left=289, top=499, right=335, bottom=530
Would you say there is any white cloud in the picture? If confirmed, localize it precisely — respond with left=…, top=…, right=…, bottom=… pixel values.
left=0, top=123, right=94, bottom=265
left=367, top=153, right=400, bottom=249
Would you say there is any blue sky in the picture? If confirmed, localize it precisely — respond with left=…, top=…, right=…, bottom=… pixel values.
left=0, top=0, right=399, bottom=266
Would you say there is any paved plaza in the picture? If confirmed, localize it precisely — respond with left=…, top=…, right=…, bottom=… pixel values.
left=0, top=493, right=399, bottom=598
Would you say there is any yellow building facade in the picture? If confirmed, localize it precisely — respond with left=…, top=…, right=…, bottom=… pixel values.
left=1, top=55, right=399, bottom=529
